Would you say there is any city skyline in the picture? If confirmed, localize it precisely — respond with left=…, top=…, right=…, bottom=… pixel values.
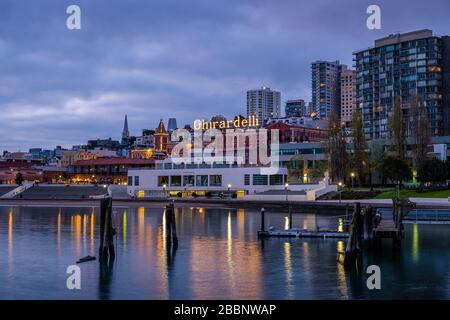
left=1, top=0, right=450, bottom=151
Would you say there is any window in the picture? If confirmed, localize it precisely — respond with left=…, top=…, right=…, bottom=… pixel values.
left=128, top=176, right=133, bottom=186
left=244, top=174, right=250, bottom=186
left=253, top=174, right=268, bottom=185
left=183, top=175, right=195, bottom=186
left=170, top=176, right=181, bottom=187
left=269, top=174, right=283, bottom=185
left=196, top=175, right=208, bottom=186
left=134, top=176, right=140, bottom=186
left=157, top=176, right=169, bottom=187
left=209, top=175, right=222, bottom=186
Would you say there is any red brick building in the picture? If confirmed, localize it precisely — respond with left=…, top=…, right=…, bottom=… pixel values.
left=264, top=123, right=328, bottom=143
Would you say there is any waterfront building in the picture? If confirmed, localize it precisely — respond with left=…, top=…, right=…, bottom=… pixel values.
left=311, top=60, right=347, bottom=119
left=127, top=158, right=336, bottom=200
left=340, top=69, right=356, bottom=128
left=354, top=29, right=450, bottom=139
left=68, top=158, right=155, bottom=184
left=247, top=87, right=281, bottom=122
left=285, top=99, right=306, bottom=117
left=273, top=142, right=328, bottom=184
left=0, top=168, right=42, bottom=184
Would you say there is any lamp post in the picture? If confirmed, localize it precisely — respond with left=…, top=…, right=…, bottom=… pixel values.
left=284, top=183, right=289, bottom=202
left=338, top=181, right=343, bottom=204
left=163, top=184, right=167, bottom=198
left=227, top=183, right=232, bottom=192
left=350, top=172, right=355, bottom=191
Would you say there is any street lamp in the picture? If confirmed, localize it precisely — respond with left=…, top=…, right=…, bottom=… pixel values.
left=284, top=183, right=289, bottom=201
left=162, top=184, right=167, bottom=198
left=227, top=183, right=232, bottom=191
left=338, top=181, right=343, bottom=204
left=350, top=172, right=355, bottom=190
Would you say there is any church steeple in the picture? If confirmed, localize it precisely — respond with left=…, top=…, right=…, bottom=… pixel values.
left=122, top=115, right=130, bottom=143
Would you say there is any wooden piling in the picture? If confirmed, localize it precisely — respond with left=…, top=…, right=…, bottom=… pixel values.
left=288, top=205, right=292, bottom=230
left=99, top=197, right=115, bottom=263
left=363, top=205, right=374, bottom=243
left=344, top=202, right=363, bottom=267
left=165, top=202, right=178, bottom=247
left=260, top=208, right=265, bottom=232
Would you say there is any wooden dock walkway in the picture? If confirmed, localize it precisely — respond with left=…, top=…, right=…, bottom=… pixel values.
left=372, top=219, right=401, bottom=239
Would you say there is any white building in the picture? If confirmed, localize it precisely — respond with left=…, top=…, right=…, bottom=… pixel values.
left=127, top=159, right=336, bottom=201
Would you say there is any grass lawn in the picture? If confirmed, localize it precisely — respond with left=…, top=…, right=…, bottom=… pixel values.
left=374, top=188, right=450, bottom=199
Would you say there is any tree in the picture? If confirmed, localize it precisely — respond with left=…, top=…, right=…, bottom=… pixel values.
left=381, top=156, right=412, bottom=185
left=326, top=114, right=349, bottom=182
left=350, top=110, right=369, bottom=186
left=308, top=160, right=328, bottom=182
left=15, top=172, right=24, bottom=185
left=287, top=156, right=305, bottom=183
left=410, top=95, right=431, bottom=169
left=417, top=158, right=448, bottom=187
left=368, top=139, right=386, bottom=187
left=388, top=96, right=406, bottom=159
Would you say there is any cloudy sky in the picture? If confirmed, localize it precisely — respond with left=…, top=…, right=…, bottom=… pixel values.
left=0, top=0, right=449, bottom=151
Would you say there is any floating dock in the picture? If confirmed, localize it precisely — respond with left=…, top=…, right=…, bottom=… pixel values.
left=258, top=228, right=349, bottom=239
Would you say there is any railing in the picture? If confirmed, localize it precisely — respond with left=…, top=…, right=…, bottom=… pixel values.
left=404, top=209, right=450, bottom=223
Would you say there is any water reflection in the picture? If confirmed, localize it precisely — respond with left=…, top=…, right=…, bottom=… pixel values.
left=412, top=223, right=419, bottom=263
left=283, top=242, right=294, bottom=299
left=0, top=206, right=449, bottom=300
left=336, top=241, right=348, bottom=299
left=8, top=209, right=13, bottom=273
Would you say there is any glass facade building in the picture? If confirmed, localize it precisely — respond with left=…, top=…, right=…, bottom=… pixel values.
left=354, top=29, right=450, bottom=140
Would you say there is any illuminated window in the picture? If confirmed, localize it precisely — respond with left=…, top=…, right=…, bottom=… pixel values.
left=209, top=175, right=222, bottom=186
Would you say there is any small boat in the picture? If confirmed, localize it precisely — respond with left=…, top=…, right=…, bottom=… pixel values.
left=76, top=255, right=96, bottom=264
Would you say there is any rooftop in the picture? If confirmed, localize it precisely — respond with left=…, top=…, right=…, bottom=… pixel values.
left=72, top=157, right=155, bottom=166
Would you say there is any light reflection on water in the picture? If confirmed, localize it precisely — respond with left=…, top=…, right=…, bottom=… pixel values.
left=0, top=205, right=449, bottom=300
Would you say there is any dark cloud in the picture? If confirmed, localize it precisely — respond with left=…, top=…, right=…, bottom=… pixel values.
left=0, top=0, right=449, bottom=150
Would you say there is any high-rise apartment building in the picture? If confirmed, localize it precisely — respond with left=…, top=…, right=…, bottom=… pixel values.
left=285, top=99, right=306, bottom=117
left=340, top=69, right=356, bottom=127
left=311, top=60, right=346, bottom=119
left=167, top=118, right=178, bottom=132
left=247, top=86, right=281, bottom=122
left=354, top=29, right=450, bottom=139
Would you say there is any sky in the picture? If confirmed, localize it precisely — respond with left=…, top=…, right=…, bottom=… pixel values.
left=0, top=0, right=449, bottom=151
